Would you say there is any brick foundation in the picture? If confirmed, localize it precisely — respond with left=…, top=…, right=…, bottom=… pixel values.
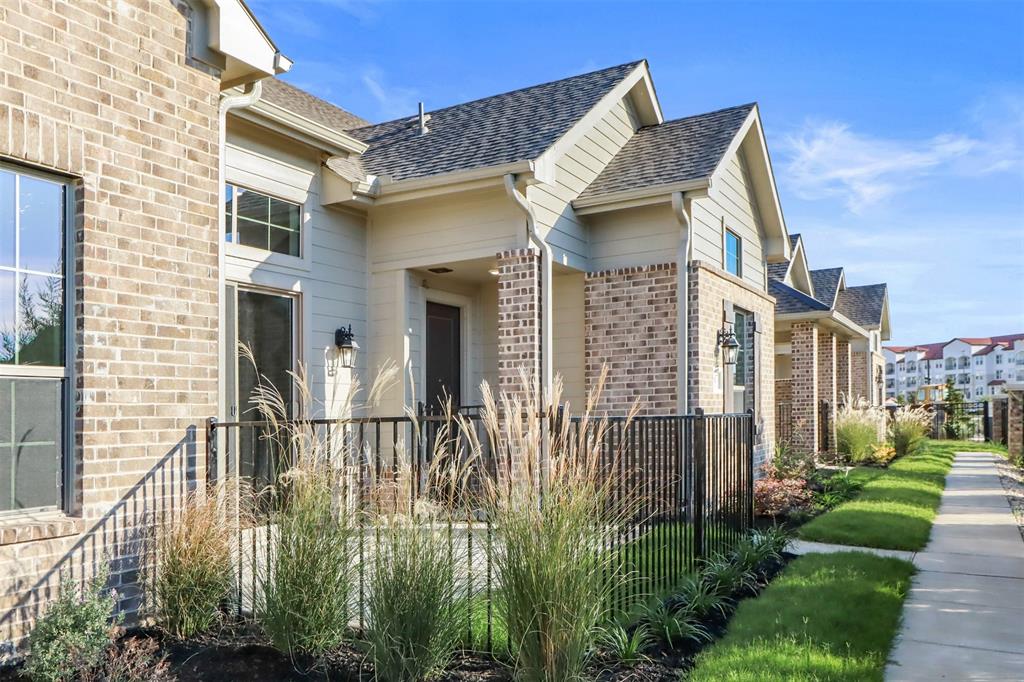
left=584, top=263, right=677, bottom=415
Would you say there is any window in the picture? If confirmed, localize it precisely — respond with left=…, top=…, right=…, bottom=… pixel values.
left=724, top=229, right=741, bottom=277
left=975, top=357, right=983, bottom=365
left=996, top=370, right=1003, bottom=379
left=224, top=184, right=301, bottom=257
left=730, top=310, right=750, bottom=412
left=0, top=164, right=70, bottom=515
left=996, top=354, right=1003, bottom=364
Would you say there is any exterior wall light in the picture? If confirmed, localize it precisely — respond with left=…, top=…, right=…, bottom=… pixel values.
left=718, top=328, right=740, bottom=366
left=335, top=325, right=359, bottom=369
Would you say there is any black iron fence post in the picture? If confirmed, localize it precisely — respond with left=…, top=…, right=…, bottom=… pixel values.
left=206, top=416, right=217, bottom=486
left=984, top=400, right=993, bottom=442
left=692, top=407, right=706, bottom=560
left=746, top=408, right=755, bottom=530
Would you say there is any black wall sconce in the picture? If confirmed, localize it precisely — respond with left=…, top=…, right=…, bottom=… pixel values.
left=335, top=324, right=359, bottom=369
left=717, top=327, right=740, bottom=366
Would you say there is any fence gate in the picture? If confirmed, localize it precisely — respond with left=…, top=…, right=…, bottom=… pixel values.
left=818, top=400, right=831, bottom=452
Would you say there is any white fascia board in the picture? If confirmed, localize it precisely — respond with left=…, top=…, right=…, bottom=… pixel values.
left=235, top=100, right=368, bottom=156
left=571, top=179, right=709, bottom=215
left=202, top=0, right=288, bottom=81
left=371, top=160, right=536, bottom=205
left=775, top=310, right=870, bottom=339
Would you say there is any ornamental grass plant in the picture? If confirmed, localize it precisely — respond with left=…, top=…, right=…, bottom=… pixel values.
left=889, top=404, right=931, bottom=457
left=835, top=397, right=886, bottom=464
left=464, top=368, right=641, bottom=682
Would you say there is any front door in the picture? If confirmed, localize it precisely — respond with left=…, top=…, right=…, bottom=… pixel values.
left=233, top=288, right=295, bottom=490
left=425, top=302, right=461, bottom=410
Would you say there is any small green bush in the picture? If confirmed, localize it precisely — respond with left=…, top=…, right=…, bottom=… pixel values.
left=365, top=521, right=466, bottom=682
left=595, top=623, right=651, bottom=666
left=26, top=568, right=120, bottom=682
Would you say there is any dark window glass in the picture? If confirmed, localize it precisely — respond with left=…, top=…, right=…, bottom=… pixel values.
left=725, top=230, right=741, bottom=277
left=224, top=184, right=301, bottom=257
left=17, top=274, right=63, bottom=366
left=0, top=377, right=62, bottom=512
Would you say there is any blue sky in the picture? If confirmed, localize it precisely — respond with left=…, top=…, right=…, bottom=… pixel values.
left=250, top=0, right=1024, bottom=346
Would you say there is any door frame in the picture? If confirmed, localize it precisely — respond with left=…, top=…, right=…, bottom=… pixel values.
left=420, top=289, right=473, bottom=409
left=228, top=281, right=302, bottom=421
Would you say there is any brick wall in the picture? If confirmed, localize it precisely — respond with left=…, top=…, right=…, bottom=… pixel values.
left=991, top=397, right=1008, bottom=445
left=851, top=350, right=869, bottom=403
left=584, top=263, right=677, bottom=415
left=497, top=249, right=542, bottom=402
left=0, top=0, right=220, bottom=651
left=818, top=331, right=837, bottom=454
left=836, top=338, right=852, bottom=402
left=687, top=261, right=775, bottom=468
left=790, top=322, right=819, bottom=454
left=1008, top=391, right=1023, bottom=462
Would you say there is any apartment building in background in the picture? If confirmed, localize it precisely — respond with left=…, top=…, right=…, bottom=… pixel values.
left=884, top=334, right=1024, bottom=402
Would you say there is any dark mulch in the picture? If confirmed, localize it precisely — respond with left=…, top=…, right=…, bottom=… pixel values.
left=1, top=554, right=794, bottom=682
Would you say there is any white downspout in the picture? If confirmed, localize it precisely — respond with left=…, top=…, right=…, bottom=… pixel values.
left=672, top=191, right=692, bottom=415
left=503, top=173, right=553, bottom=404
left=217, top=80, right=264, bottom=425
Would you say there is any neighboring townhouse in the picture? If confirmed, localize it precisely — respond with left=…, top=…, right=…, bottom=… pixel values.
left=884, top=333, right=1024, bottom=402
left=770, top=234, right=890, bottom=454
left=0, top=0, right=291, bottom=650
left=0, top=2, right=796, bottom=652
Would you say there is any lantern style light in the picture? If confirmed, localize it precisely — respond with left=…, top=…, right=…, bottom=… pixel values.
left=717, top=328, right=740, bottom=366
left=334, top=325, right=359, bottom=368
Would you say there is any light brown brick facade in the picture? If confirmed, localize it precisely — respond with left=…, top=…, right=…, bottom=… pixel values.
left=1008, top=391, right=1023, bottom=462
left=836, top=338, right=852, bottom=401
left=790, top=322, right=819, bottom=454
left=0, top=0, right=220, bottom=650
left=497, top=249, right=542, bottom=402
left=817, top=332, right=837, bottom=454
left=584, top=263, right=677, bottom=415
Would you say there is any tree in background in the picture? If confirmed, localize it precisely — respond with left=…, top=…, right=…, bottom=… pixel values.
left=943, top=377, right=971, bottom=439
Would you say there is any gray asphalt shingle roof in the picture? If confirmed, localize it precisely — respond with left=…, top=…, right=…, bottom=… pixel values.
left=767, top=261, right=790, bottom=282
left=576, top=103, right=754, bottom=200
left=260, top=78, right=370, bottom=131
left=836, top=284, right=887, bottom=329
left=810, top=268, right=844, bottom=307
left=770, top=279, right=830, bottom=315
left=346, top=61, right=643, bottom=182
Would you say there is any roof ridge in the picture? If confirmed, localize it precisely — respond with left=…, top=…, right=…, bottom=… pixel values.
left=347, top=60, right=645, bottom=132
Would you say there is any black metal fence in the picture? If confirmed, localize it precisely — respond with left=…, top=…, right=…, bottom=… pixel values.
left=925, top=401, right=987, bottom=441
left=203, top=407, right=754, bottom=651
left=776, top=401, right=793, bottom=444
left=818, top=400, right=831, bottom=451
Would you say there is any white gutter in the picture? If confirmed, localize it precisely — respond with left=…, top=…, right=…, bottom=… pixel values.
left=217, top=80, right=263, bottom=427
left=672, top=191, right=692, bottom=415
left=503, top=173, right=553, bottom=403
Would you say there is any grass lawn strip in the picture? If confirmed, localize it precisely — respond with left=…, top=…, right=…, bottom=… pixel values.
left=798, top=440, right=993, bottom=551
left=687, top=552, right=915, bottom=682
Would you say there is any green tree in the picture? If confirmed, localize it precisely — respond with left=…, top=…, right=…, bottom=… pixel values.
left=943, top=377, right=970, bottom=439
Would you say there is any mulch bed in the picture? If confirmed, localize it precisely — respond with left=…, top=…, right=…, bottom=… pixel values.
left=0, top=554, right=794, bottom=682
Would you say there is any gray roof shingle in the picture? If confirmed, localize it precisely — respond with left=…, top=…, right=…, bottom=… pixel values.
left=346, top=61, right=643, bottom=182
left=770, top=279, right=830, bottom=315
left=767, top=261, right=790, bottom=282
left=836, top=284, right=887, bottom=328
left=809, top=268, right=844, bottom=307
left=260, top=78, right=370, bottom=131
left=576, top=103, right=754, bottom=200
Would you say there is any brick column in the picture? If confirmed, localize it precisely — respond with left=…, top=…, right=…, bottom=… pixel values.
left=818, top=332, right=837, bottom=455
left=1008, top=391, right=1023, bottom=462
left=851, top=351, right=869, bottom=403
left=497, top=249, right=542, bottom=403
left=791, top=322, right=819, bottom=454
left=992, top=398, right=1007, bottom=445
left=836, top=338, right=852, bottom=405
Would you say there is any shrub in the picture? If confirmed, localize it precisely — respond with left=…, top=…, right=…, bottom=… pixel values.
left=754, top=477, right=813, bottom=518
left=665, top=576, right=730, bottom=620
left=889, top=404, right=930, bottom=457
left=88, top=636, right=172, bottom=682
left=637, top=600, right=712, bottom=649
left=700, top=553, right=758, bottom=598
left=469, top=368, right=640, bottom=682
left=153, top=484, right=235, bottom=638
left=595, top=624, right=651, bottom=666
left=812, top=472, right=862, bottom=510
left=835, top=399, right=885, bottom=463
left=26, top=568, right=120, bottom=682
left=766, top=441, right=815, bottom=480
left=366, top=521, right=466, bottom=682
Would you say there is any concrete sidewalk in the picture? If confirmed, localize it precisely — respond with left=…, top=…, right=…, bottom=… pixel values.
left=885, top=451, right=1024, bottom=681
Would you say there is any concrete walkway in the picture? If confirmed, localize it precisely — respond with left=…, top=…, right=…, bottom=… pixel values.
left=885, top=451, right=1024, bottom=681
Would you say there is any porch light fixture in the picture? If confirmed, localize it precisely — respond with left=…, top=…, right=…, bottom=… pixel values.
left=334, top=325, right=359, bottom=368
left=717, top=328, right=740, bottom=366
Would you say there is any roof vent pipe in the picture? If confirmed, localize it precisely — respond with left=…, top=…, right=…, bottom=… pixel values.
left=418, top=102, right=429, bottom=135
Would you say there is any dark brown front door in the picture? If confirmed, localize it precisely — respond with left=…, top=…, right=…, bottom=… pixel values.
left=425, top=302, right=461, bottom=410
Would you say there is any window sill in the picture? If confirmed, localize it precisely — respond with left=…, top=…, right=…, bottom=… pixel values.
left=0, top=512, right=83, bottom=546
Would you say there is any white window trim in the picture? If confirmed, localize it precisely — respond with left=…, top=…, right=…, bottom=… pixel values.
left=723, top=226, right=743, bottom=278
left=420, top=288, right=475, bottom=409
left=224, top=181, right=312, bottom=273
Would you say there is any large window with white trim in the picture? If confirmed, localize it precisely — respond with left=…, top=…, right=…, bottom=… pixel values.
left=0, top=164, right=71, bottom=515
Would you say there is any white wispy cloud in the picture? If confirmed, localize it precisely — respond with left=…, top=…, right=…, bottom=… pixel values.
left=361, top=66, right=420, bottom=121
left=780, top=93, right=1024, bottom=213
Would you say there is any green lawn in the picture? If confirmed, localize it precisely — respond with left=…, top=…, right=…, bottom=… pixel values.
left=798, top=440, right=994, bottom=551
left=687, top=552, right=915, bottom=682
